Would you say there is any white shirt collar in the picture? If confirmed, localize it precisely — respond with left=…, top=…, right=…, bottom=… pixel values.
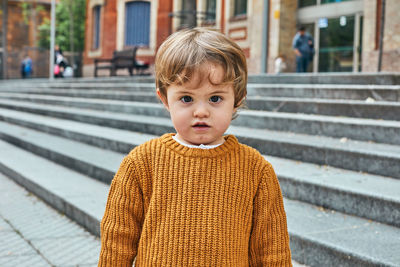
left=172, top=135, right=224, bottom=149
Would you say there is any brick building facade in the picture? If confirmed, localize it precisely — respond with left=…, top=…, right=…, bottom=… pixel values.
left=83, top=0, right=400, bottom=76
left=83, top=0, right=171, bottom=77
left=362, top=0, right=400, bottom=72
left=0, top=0, right=53, bottom=79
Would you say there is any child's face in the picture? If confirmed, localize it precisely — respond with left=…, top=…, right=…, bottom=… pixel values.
left=157, top=62, right=237, bottom=146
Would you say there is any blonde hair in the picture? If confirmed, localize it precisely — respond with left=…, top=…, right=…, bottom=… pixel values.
left=155, top=27, right=247, bottom=109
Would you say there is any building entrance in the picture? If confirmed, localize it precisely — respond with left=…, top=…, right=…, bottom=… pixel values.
left=298, top=0, right=363, bottom=72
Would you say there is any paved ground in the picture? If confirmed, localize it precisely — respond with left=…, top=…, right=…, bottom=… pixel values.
left=0, top=172, right=307, bottom=267
left=0, top=173, right=100, bottom=267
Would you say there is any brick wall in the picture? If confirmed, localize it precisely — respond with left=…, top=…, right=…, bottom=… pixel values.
left=247, top=0, right=264, bottom=74
left=278, top=0, right=297, bottom=73
left=83, top=0, right=172, bottom=77
left=267, top=0, right=298, bottom=73
left=363, top=0, right=400, bottom=72
left=1, top=2, right=51, bottom=79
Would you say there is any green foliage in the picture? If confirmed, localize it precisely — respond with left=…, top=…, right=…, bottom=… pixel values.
left=20, top=2, right=47, bottom=25
left=37, top=0, right=86, bottom=52
left=36, top=5, right=45, bottom=13
left=38, top=17, right=51, bottom=48
left=21, top=2, right=31, bottom=24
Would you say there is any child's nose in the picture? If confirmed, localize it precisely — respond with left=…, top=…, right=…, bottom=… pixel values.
left=193, top=102, right=210, bottom=118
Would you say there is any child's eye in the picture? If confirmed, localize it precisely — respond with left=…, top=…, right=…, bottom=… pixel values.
left=180, top=96, right=192, bottom=103
left=210, top=96, right=222, bottom=103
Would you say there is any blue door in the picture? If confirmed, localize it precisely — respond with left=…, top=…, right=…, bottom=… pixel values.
left=125, top=1, right=151, bottom=47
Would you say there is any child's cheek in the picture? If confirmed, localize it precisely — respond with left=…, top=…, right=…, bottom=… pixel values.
left=170, top=108, right=190, bottom=131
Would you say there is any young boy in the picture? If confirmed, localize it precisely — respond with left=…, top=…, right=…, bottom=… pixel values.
left=98, top=28, right=292, bottom=266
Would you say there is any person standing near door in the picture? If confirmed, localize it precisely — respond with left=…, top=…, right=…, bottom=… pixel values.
left=292, top=26, right=314, bottom=73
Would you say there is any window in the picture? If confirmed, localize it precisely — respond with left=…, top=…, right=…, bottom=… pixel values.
left=92, top=5, right=101, bottom=50
left=298, top=0, right=316, bottom=8
left=205, top=0, right=216, bottom=22
left=125, top=1, right=150, bottom=47
left=299, top=0, right=353, bottom=8
left=181, top=0, right=187, bottom=11
left=234, top=0, right=247, bottom=17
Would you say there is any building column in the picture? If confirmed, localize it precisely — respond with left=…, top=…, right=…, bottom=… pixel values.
left=2, top=0, right=8, bottom=79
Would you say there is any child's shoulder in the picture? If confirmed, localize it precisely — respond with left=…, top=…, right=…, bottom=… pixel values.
left=126, top=135, right=165, bottom=158
left=236, top=139, right=274, bottom=170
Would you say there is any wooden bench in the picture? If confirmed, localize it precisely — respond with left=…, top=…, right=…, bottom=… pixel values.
left=94, top=47, right=149, bottom=77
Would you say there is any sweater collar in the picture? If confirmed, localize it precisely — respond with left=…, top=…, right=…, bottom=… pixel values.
left=171, top=135, right=224, bottom=149
left=160, top=133, right=239, bottom=158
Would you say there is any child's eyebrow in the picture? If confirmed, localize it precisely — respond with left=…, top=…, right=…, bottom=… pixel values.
left=175, top=90, right=194, bottom=95
left=209, top=90, right=231, bottom=94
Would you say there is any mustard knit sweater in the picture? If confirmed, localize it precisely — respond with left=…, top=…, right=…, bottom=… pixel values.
left=99, top=133, right=292, bottom=267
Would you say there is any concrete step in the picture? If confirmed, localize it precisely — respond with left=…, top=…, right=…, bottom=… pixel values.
left=0, top=83, right=155, bottom=91
left=0, top=89, right=158, bottom=100
left=0, top=140, right=108, bottom=237
left=0, top=76, right=155, bottom=85
left=268, top=155, right=400, bottom=227
left=0, top=104, right=399, bottom=179
left=230, top=126, right=400, bottom=179
left=248, top=72, right=400, bottom=85
left=4, top=83, right=399, bottom=102
left=0, top=140, right=398, bottom=266
left=54, top=76, right=155, bottom=84
left=285, top=198, right=400, bottom=266
left=1, top=95, right=399, bottom=146
left=0, top=117, right=399, bottom=227
left=45, top=82, right=155, bottom=91
left=246, top=96, right=400, bottom=121
left=247, top=84, right=400, bottom=101
left=0, top=107, right=157, bottom=154
left=0, top=121, right=123, bottom=184
left=235, top=110, right=400, bottom=146
left=0, top=92, right=163, bottom=114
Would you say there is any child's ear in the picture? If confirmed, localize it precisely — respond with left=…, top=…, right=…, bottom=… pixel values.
left=156, top=89, right=169, bottom=111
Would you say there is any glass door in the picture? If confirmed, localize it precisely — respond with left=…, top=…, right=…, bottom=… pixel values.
left=318, top=15, right=355, bottom=72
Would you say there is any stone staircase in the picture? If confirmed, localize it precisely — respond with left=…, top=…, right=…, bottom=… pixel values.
left=0, top=73, right=399, bottom=266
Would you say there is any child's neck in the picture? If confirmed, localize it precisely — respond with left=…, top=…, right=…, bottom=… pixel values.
left=172, top=135, right=224, bottom=149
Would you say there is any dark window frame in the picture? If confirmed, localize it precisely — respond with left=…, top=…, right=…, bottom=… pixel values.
left=234, top=0, right=247, bottom=17
left=205, top=0, right=216, bottom=22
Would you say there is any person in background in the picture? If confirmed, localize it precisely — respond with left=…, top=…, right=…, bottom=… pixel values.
left=292, top=26, right=314, bottom=73
left=21, top=55, right=33, bottom=78
left=54, top=45, right=69, bottom=78
left=274, top=54, right=287, bottom=74
left=54, top=44, right=63, bottom=62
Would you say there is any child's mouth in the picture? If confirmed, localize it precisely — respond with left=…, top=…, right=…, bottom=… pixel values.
left=193, top=123, right=210, bottom=129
